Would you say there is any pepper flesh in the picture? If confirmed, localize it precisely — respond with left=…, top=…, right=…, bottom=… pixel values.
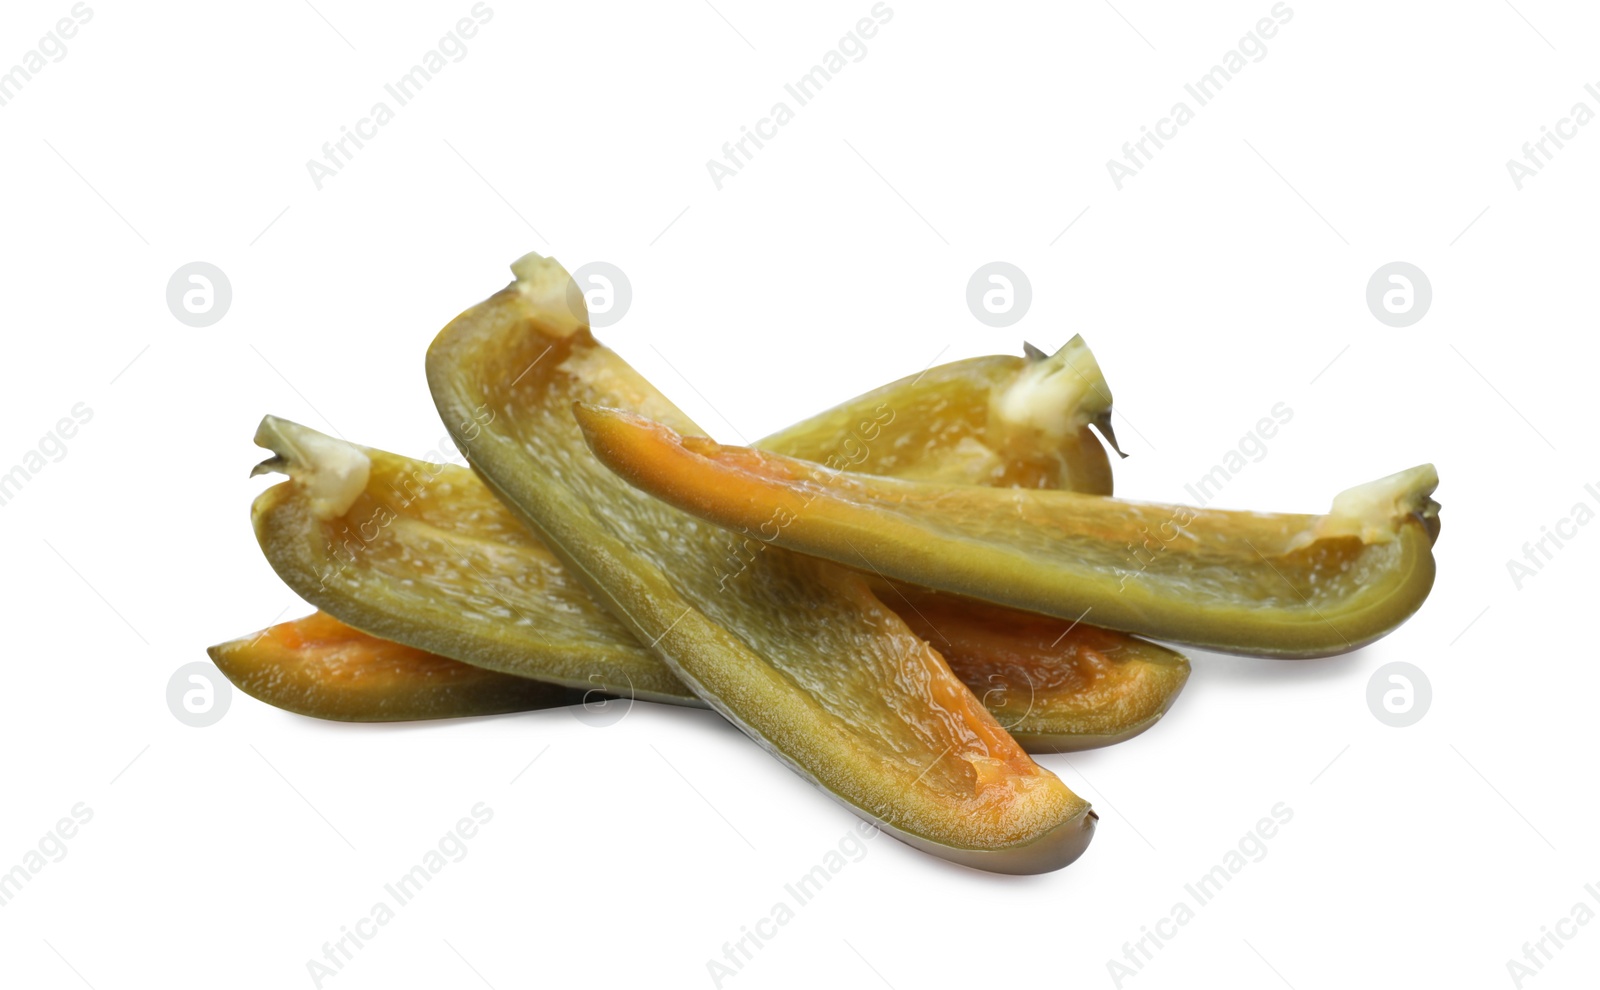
left=207, top=611, right=573, bottom=721
left=426, top=252, right=1095, bottom=873
left=246, top=346, right=1185, bottom=747
left=574, top=406, right=1441, bottom=659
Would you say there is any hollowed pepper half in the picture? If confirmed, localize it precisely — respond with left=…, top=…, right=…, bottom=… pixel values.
left=572, top=409, right=1440, bottom=659
left=424, top=253, right=1096, bottom=873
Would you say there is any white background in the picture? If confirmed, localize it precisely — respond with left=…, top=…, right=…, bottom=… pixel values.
left=2, top=1, right=1595, bottom=987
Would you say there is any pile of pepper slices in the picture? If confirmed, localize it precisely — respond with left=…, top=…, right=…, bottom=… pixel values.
left=213, top=253, right=1441, bottom=874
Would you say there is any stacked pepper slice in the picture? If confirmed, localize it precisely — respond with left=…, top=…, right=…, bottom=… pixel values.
left=574, top=407, right=1440, bottom=658
left=420, top=254, right=1097, bottom=872
left=209, top=611, right=576, bottom=722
